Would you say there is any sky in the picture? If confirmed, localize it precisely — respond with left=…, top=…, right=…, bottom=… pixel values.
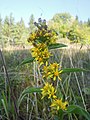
left=0, top=0, right=90, bottom=25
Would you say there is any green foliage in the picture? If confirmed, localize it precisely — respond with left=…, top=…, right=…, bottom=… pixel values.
left=1, top=91, right=16, bottom=120
left=49, top=13, right=90, bottom=44
left=66, top=105, right=90, bottom=120
left=52, top=13, right=73, bottom=24
left=0, top=13, right=30, bottom=47
left=54, top=105, right=90, bottom=120
left=0, top=12, right=90, bottom=47
left=49, top=13, right=73, bottom=39
left=61, top=68, right=88, bottom=73
left=1, top=44, right=90, bottom=119
left=18, top=87, right=41, bottom=108
left=87, top=18, right=90, bottom=26
left=1, top=92, right=9, bottom=119
left=48, top=43, right=67, bottom=49
left=20, top=57, right=35, bottom=65
left=82, top=87, right=90, bottom=95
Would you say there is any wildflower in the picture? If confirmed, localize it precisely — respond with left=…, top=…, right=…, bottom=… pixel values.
left=43, top=63, right=63, bottom=81
left=27, top=32, right=37, bottom=43
left=31, top=43, right=51, bottom=65
left=41, top=82, right=57, bottom=99
left=50, top=99, right=68, bottom=111
left=28, top=18, right=58, bottom=45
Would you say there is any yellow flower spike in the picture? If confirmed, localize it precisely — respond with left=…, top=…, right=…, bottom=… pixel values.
left=28, top=18, right=58, bottom=45
left=50, top=99, right=68, bottom=111
left=41, top=82, right=57, bottom=99
left=31, top=43, right=51, bottom=65
left=43, top=63, right=62, bottom=81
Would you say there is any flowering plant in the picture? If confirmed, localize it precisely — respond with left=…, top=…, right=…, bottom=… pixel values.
left=18, top=18, right=90, bottom=120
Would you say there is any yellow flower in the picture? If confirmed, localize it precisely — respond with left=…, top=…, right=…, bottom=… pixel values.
left=43, top=63, right=63, bottom=81
left=51, top=63, right=59, bottom=69
left=27, top=18, right=58, bottom=46
left=27, top=32, right=37, bottom=43
left=41, top=82, right=57, bottom=99
left=53, top=70, right=59, bottom=81
left=31, top=43, right=51, bottom=64
left=50, top=99, right=68, bottom=111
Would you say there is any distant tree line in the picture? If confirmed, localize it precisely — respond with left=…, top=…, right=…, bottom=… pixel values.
left=48, top=13, right=90, bottom=44
left=0, top=12, right=90, bottom=47
left=0, top=13, right=35, bottom=47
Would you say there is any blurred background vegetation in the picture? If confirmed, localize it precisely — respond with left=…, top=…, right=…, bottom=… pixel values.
left=0, top=12, right=90, bottom=48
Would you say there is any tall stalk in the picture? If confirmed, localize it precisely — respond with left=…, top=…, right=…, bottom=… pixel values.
left=33, top=61, right=38, bottom=118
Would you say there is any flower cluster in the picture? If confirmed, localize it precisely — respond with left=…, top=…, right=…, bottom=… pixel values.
left=41, top=82, right=68, bottom=111
left=41, top=82, right=57, bottom=99
left=27, top=18, right=58, bottom=65
left=31, top=43, right=51, bottom=65
left=27, top=18, right=68, bottom=113
left=27, top=18, right=58, bottom=46
left=51, top=99, right=68, bottom=111
left=43, top=63, right=63, bottom=81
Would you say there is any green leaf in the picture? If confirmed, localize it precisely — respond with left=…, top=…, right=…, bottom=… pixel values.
left=21, top=87, right=41, bottom=95
left=61, top=68, right=88, bottom=73
left=1, top=92, right=9, bottom=119
left=18, top=87, right=41, bottom=107
left=1, top=99, right=9, bottom=119
left=66, top=105, right=90, bottom=120
left=82, top=87, right=90, bottom=95
left=54, top=116, right=59, bottom=120
left=48, top=43, right=67, bottom=49
left=20, top=57, right=35, bottom=65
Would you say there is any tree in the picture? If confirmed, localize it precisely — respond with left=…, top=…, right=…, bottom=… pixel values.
left=52, top=13, right=74, bottom=24
left=87, top=18, right=90, bottom=26
left=49, top=13, right=74, bottom=38
left=28, top=14, right=35, bottom=32
left=0, top=15, right=2, bottom=27
left=14, top=18, right=28, bottom=45
left=0, top=15, right=3, bottom=47
left=2, top=16, right=10, bottom=45
left=10, top=13, right=14, bottom=25
left=2, top=14, right=16, bottom=46
left=75, top=15, right=79, bottom=21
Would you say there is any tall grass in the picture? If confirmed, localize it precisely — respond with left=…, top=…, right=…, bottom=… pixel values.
left=51, top=45, right=90, bottom=112
left=0, top=45, right=90, bottom=119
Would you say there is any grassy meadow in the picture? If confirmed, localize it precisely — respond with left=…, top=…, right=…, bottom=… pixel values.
left=0, top=44, right=90, bottom=120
